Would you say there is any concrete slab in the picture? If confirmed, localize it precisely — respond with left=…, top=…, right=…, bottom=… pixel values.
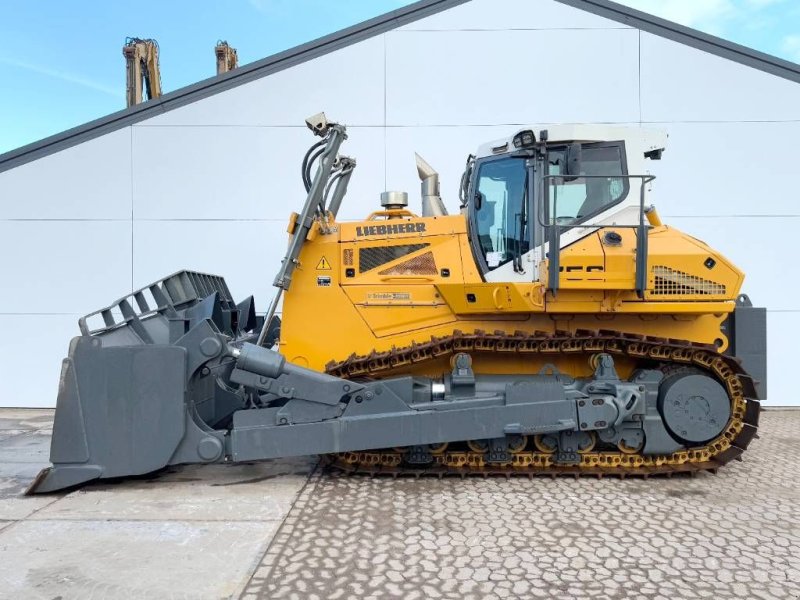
left=0, top=455, right=50, bottom=491
left=0, top=430, right=50, bottom=464
left=0, top=481, right=59, bottom=521
left=0, top=409, right=53, bottom=431
left=33, top=458, right=316, bottom=522
left=0, top=519, right=279, bottom=599
left=0, top=407, right=317, bottom=599
left=0, top=417, right=58, bottom=521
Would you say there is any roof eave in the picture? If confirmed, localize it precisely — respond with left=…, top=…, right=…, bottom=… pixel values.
left=555, top=0, right=800, bottom=84
left=2, top=0, right=798, bottom=174
left=0, top=0, right=469, bottom=174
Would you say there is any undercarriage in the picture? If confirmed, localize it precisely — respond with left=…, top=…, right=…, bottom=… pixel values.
left=325, top=330, right=760, bottom=477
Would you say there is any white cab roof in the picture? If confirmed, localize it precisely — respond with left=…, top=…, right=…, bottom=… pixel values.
left=476, top=124, right=668, bottom=159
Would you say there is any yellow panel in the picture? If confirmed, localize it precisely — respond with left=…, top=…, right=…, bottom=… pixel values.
left=354, top=304, right=457, bottom=337
left=539, top=230, right=637, bottom=291
left=602, top=228, right=638, bottom=289
left=345, top=282, right=456, bottom=338
left=539, top=226, right=742, bottom=309
left=344, top=284, right=446, bottom=307
left=645, top=226, right=743, bottom=301
left=437, top=282, right=545, bottom=314
left=342, top=235, right=462, bottom=286
left=338, top=213, right=466, bottom=242
left=279, top=212, right=740, bottom=376
left=558, top=231, right=607, bottom=286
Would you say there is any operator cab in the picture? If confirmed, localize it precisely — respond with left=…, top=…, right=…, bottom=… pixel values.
left=464, top=124, right=667, bottom=282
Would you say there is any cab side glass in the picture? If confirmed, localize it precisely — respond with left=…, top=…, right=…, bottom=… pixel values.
left=473, top=158, right=529, bottom=269
left=547, top=143, right=628, bottom=225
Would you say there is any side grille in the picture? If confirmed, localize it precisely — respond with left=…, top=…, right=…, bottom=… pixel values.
left=379, top=251, right=438, bottom=276
left=359, top=244, right=429, bottom=273
left=652, top=265, right=726, bottom=296
left=343, top=248, right=354, bottom=266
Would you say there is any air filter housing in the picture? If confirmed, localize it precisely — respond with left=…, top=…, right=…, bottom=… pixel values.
left=380, top=191, right=409, bottom=210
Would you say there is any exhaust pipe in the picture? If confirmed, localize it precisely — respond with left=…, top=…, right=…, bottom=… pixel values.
left=415, top=153, right=448, bottom=217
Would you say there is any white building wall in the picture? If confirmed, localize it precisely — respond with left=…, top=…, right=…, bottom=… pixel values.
left=0, top=0, right=796, bottom=407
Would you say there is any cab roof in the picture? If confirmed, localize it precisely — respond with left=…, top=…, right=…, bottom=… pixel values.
left=475, top=124, right=668, bottom=159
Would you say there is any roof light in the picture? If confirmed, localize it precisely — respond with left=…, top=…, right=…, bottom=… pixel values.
left=645, top=148, right=664, bottom=160
left=513, top=130, right=536, bottom=149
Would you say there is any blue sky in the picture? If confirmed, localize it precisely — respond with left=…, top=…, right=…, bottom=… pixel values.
left=0, top=0, right=798, bottom=155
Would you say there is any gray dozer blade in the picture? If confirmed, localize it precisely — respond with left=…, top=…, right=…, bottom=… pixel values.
left=30, top=270, right=661, bottom=494
left=27, top=270, right=282, bottom=494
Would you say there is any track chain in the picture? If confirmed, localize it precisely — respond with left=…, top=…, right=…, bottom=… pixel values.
left=324, top=329, right=761, bottom=478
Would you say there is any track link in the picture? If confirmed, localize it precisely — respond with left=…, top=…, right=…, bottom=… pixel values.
left=324, top=329, right=761, bottom=478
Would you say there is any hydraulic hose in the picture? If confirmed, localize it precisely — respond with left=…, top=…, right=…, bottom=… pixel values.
left=301, top=137, right=329, bottom=192
left=322, top=165, right=354, bottom=212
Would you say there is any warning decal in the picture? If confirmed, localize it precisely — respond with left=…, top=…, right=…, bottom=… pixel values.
left=316, top=256, right=332, bottom=270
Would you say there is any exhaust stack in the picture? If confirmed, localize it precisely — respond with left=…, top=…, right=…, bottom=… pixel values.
left=415, top=153, right=448, bottom=217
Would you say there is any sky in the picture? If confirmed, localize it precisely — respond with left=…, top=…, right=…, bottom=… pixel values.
left=0, top=0, right=798, bottom=155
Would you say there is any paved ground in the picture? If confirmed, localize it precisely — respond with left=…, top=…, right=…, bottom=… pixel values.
left=0, top=409, right=316, bottom=599
left=0, top=409, right=798, bottom=599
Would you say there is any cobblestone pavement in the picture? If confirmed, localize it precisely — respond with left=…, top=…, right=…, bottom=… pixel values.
left=243, top=411, right=800, bottom=600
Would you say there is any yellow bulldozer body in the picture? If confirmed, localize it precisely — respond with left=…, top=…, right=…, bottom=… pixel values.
left=281, top=209, right=743, bottom=381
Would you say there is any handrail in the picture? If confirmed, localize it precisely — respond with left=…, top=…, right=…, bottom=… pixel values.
left=366, top=209, right=419, bottom=220
left=540, top=174, right=656, bottom=299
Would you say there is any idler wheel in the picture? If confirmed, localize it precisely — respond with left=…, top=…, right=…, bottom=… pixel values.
left=467, top=439, right=489, bottom=453
left=428, top=443, right=448, bottom=455
left=617, top=438, right=643, bottom=454
left=658, top=372, right=731, bottom=445
left=507, top=434, right=528, bottom=454
left=534, top=434, right=557, bottom=454
left=576, top=431, right=597, bottom=454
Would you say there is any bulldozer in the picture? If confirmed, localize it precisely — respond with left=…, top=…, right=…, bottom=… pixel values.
left=28, top=113, right=766, bottom=494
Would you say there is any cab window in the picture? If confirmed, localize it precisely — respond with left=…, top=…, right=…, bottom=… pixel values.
left=473, top=158, right=529, bottom=268
left=546, top=142, right=628, bottom=225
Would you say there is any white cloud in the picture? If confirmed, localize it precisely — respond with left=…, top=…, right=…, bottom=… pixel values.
left=782, top=34, right=800, bottom=63
left=248, top=0, right=267, bottom=11
left=619, top=0, right=736, bottom=28
left=618, top=0, right=794, bottom=41
left=0, top=57, right=122, bottom=98
left=247, top=0, right=291, bottom=15
left=743, top=0, right=785, bottom=7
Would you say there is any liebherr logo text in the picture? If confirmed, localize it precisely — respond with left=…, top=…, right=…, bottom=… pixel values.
left=356, top=222, right=426, bottom=237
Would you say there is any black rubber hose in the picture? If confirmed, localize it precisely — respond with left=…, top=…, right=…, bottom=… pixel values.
left=301, top=137, right=328, bottom=192
left=303, top=146, right=327, bottom=192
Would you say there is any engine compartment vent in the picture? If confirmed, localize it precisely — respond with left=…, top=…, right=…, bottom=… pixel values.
left=652, top=265, right=726, bottom=296
left=379, top=251, right=438, bottom=276
left=359, top=244, right=429, bottom=273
